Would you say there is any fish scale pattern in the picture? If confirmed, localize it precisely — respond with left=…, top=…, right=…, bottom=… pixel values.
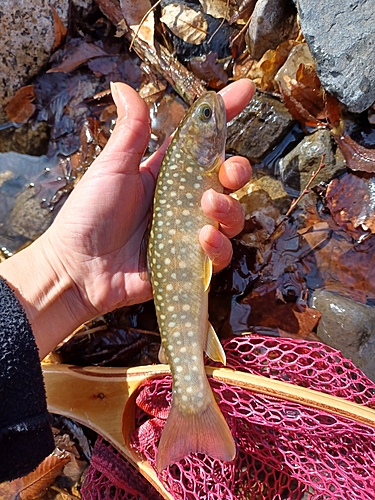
left=82, top=335, right=375, bottom=500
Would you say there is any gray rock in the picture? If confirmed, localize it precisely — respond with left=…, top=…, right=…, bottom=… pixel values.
left=296, top=0, right=375, bottom=113
left=246, top=0, right=297, bottom=60
left=0, top=0, right=69, bottom=109
left=226, top=91, right=295, bottom=164
left=279, top=129, right=347, bottom=197
left=311, top=289, right=375, bottom=382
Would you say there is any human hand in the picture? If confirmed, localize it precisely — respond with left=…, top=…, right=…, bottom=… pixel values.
left=0, top=80, right=255, bottom=356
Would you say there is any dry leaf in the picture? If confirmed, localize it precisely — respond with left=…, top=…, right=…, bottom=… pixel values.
left=189, top=52, right=228, bottom=86
left=51, top=5, right=67, bottom=51
left=333, top=134, right=375, bottom=173
left=119, top=0, right=155, bottom=48
left=199, top=0, right=240, bottom=22
left=19, top=451, right=70, bottom=499
left=326, top=173, right=375, bottom=234
left=161, top=4, right=208, bottom=45
left=5, top=85, right=35, bottom=123
left=47, top=42, right=108, bottom=73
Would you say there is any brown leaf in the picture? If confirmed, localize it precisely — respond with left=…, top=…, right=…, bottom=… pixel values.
left=51, top=5, right=67, bottom=51
left=19, top=451, right=70, bottom=499
left=47, top=42, right=108, bottom=73
left=241, top=285, right=321, bottom=337
left=326, top=172, right=375, bottom=234
left=189, top=52, right=228, bottom=85
left=5, top=85, right=35, bottom=123
left=120, top=0, right=155, bottom=48
left=161, top=4, right=208, bottom=45
left=333, top=133, right=375, bottom=173
left=280, top=83, right=323, bottom=127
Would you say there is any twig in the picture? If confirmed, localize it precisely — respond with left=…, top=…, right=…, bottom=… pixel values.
left=129, top=0, right=163, bottom=52
left=285, top=153, right=326, bottom=217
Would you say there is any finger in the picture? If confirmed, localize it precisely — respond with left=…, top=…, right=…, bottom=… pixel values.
left=96, top=82, right=151, bottom=175
left=219, top=79, right=255, bottom=122
left=199, top=225, right=233, bottom=272
left=201, top=189, right=244, bottom=238
left=219, top=155, right=252, bottom=191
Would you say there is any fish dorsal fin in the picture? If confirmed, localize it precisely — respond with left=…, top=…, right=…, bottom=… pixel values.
left=158, top=344, right=168, bottom=364
left=205, top=322, right=226, bottom=365
left=203, top=255, right=212, bottom=292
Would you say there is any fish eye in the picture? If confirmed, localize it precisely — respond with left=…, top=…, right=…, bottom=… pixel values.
left=198, top=104, right=212, bottom=121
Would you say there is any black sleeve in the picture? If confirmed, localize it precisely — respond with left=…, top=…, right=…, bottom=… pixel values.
left=0, top=277, right=55, bottom=482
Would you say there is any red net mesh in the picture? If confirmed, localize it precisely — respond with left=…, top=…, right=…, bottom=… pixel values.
left=82, top=335, right=375, bottom=500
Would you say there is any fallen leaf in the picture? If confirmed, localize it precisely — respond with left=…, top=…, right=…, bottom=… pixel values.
left=240, top=284, right=321, bottom=337
left=120, top=0, right=155, bottom=48
left=189, top=51, right=228, bottom=85
left=199, top=0, right=238, bottom=21
left=19, top=450, right=70, bottom=499
left=229, top=0, right=257, bottom=23
left=161, top=4, right=208, bottom=45
left=47, top=42, right=108, bottom=73
left=326, top=172, right=375, bottom=234
left=333, top=133, right=375, bottom=173
left=5, top=85, right=35, bottom=123
left=256, top=40, right=299, bottom=91
left=51, top=5, right=67, bottom=51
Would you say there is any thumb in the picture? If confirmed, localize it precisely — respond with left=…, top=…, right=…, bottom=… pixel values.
left=97, top=82, right=151, bottom=175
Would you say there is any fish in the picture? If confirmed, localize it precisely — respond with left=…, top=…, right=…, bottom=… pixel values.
left=148, top=91, right=236, bottom=471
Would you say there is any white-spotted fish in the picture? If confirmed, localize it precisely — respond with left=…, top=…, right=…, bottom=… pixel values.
left=148, top=91, right=236, bottom=471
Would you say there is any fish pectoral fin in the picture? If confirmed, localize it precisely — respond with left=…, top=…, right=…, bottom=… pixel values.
left=156, top=387, right=236, bottom=471
left=205, top=322, right=226, bottom=365
left=203, top=255, right=212, bottom=292
left=139, top=211, right=152, bottom=282
left=158, top=344, right=168, bottom=364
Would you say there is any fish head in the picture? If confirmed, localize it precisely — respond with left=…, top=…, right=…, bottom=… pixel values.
left=178, top=91, right=226, bottom=170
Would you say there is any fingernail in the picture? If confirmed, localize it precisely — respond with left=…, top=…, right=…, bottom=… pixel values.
left=208, top=190, right=229, bottom=214
left=110, top=81, right=120, bottom=107
left=228, top=160, right=250, bottom=187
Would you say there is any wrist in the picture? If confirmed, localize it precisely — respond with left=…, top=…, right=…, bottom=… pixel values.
left=0, top=234, right=90, bottom=358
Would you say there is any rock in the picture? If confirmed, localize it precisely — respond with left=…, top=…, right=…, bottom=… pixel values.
left=295, top=0, right=375, bottom=113
left=246, top=0, right=297, bottom=60
left=275, top=43, right=315, bottom=95
left=226, top=91, right=295, bottom=164
left=0, top=152, right=57, bottom=252
left=311, top=289, right=375, bottom=382
left=279, top=129, right=347, bottom=197
left=0, top=0, right=69, bottom=109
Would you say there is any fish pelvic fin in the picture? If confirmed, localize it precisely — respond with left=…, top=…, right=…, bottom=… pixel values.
left=156, top=391, right=236, bottom=471
left=205, top=322, right=226, bottom=364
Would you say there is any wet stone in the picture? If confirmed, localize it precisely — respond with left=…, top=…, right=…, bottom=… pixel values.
left=246, top=0, right=297, bottom=60
left=296, top=0, right=375, bottom=113
left=226, top=91, right=295, bottom=165
left=311, top=289, right=375, bottom=382
left=279, top=129, right=347, bottom=197
left=0, top=0, right=69, bottom=109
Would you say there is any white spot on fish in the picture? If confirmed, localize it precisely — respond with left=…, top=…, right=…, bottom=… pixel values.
left=158, top=243, right=164, bottom=250
left=182, top=304, right=190, bottom=311
left=166, top=284, right=173, bottom=291
left=186, top=193, right=193, bottom=199
left=186, top=386, right=193, bottom=393
left=173, top=331, right=181, bottom=338
left=171, top=273, right=176, bottom=279
left=184, top=374, right=191, bottom=381
left=165, top=258, right=171, bottom=265
left=173, top=295, right=179, bottom=301
left=157, top=221, right=163, bottom=226
left=186, top=166, right=193, bottom=173
left=168, top=229, right=176, bottom=236
left=168, top=321, right=176, bottom=327
left=171, top=191, right=177, bottom=197
left=194, top=183, right=200, bottom=189
left=176, top=366, right=183, bottom=372
left=179, top=261, right=187, bottom=269
left=174, top=357, right=180, bottom=363
left=185, top=322, right=192, bottom=327
left=167, top=180, right=173, bottom=185
left=182, top=395, right=188, bottom=402
left=167, top=210, right=173, bottom=216
left=167, top=305, right=175, bottom=312
left=182, top=209, right=190, bottom=216
left=188, top=331, right=194, bottom=337
left=180, top=347, right=187, bottom=353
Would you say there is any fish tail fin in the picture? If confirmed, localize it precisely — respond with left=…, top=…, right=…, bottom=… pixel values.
left=156, top=391, right=236, bottom=471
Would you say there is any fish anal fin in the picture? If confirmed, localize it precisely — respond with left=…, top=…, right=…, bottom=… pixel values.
left=203, top=255, right=212, bottom=292
left=205, top=322, right=226, bottom=365
left=156, top=393, right=235, bottom=471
